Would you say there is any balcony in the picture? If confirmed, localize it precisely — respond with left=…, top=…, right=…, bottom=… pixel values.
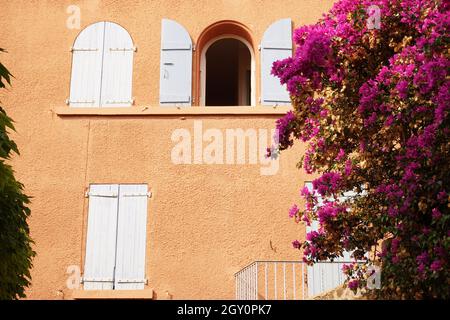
left=235, top=260, right=352, bottom=300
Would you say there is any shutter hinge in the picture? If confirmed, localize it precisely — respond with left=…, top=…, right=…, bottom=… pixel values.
left=258, top=96, right=262, bottom=104
left=104, top=100, right=134, bottom=105
left=85, top=192, right=118, bottom=198
left=192, top=44, right=196, bottom=52
left=116, top=278, right=148, bottom=284
left=121, top=192, right=152, bottom=198
left=109, top=47, right=136, bottom=52
left=258, top=44, right=261, bottom=51
left=81, top=277, right=114, bottom=283
left=68, top=100, right=95, bottom=105
left=71, top=47, right=99, bottom=52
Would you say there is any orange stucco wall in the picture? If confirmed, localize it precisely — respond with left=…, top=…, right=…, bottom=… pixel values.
left=0, top=0, right=335, bottom=299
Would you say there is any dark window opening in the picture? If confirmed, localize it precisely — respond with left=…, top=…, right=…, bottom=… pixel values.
left=205, top=38, right=251, bottom=106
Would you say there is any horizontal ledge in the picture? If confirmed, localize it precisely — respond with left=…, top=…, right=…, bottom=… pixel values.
left=71, top=289, right=154, bottom=300
left=54, top=106, right=292, bottom=116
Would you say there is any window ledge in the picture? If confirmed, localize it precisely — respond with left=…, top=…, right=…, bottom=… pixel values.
left=71, top=289, right=154, bottom=300
left=54, top=106, right=292, bottom=116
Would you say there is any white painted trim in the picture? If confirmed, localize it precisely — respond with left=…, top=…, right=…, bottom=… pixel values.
left=54, top=105, right=292, bottom=116
left=200, top=35, right=256, bottom=106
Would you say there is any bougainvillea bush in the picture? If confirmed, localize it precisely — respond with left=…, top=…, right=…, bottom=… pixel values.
left=271, top=0, right=449, bottom=299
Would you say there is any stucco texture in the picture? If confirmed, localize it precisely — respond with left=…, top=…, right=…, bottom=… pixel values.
left=0, top=0, right=335, bottom=299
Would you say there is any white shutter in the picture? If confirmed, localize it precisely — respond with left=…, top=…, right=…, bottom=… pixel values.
left=114, top=184, right=148, bottom=290
left=159, top=19, right=192, bottom=106
left=83, top=184, right=119, bottom=290
left=69, top=22, right=105, bottom=107
left=260, top=18, right=292, bottom=106
left=100, top=22, right=134, bottom=107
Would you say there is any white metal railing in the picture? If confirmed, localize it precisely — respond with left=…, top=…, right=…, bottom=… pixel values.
left=235, top=260, right=352, bottom=300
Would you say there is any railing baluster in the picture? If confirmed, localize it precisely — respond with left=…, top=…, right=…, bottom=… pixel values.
left=274, top=262, right=277, bottom=300
left=292, top=263, right=296, bottom=300
left=255, top=262, right=258, bottom=300
left=244, top=269, right=247, bottom=300
left=321, top=264, right=324, bottom=294
left=265, top=262, right=268, bottom=300
left=302, top=263, right=305, bottom=300
left=246, top=267, right=249, bottom=300
left=235, top=261, right=355, bottom=301
left=236, top=272, right=238, bottom=299
left=251, top=264, right=255, bottom=300
left=239, top=272, right=242, bottom=300
left=283, top=262, right=286, bottom=300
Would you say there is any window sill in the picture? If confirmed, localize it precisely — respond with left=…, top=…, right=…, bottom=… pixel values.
left=54, top=105, right=292, bottom=116
left=71, top=289, right=154, bottom=300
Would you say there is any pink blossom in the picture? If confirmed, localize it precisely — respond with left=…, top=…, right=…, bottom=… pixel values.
left=430, top=260, right=443, bottom=272
left=289, top=204, right=299, bottom=218
left=431, top=208, right=442, bottom=220
left=348, top=280, right=359, bottom=290
left=292, top=240, right=302, bottom=249
left=336, top=148, right=345, bottom=161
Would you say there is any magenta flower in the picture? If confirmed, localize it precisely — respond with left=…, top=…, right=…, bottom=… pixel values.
left=302, top=214, right=311, bottom=226
left=312, top=172, right=342, bottom=196
left=395, top=80, right=409, bottom=99
left=300, top=186, right=311, bottom=197
left=344, top=160, right=352, bottom=176
left=391, top=238, right=400, bottom=254
left=392, top=256, right=400, bottom=264
left=431, top=208, right=442, bottom=220
left=292, top=240, right=301, bottom=249
left=342, top=263, right=353, bottom=273
left=430, top=260, right=443, bottom=272
left=336, top=148, right=345, bottom=161
left=348, top=280, right=359, bottom=291
left=416, top=252, right=429, bottom=265
left=417, top=264, right=426, bottom=275
left=306, top=230, right=322, bottom=242
left=437, top=191, right=447, bottom=202
left=289, top=204, right=299, bottom=218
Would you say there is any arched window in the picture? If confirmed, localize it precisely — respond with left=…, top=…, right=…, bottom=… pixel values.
left=196, top=21, right=255, bottom=106
left=158, top=19, right=292, bottom=107
left=201, top=36, right=254, bottom=106
left=69, top=21, right=134, bottom=107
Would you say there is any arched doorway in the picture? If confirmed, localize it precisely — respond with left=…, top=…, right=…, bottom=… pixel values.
left=202, top=37, right=252, bottom=106
left=196, top=21, right=255, bottom=106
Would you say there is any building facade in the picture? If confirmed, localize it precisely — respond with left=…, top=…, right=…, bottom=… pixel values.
left=0, top=0, right=336, bottom=299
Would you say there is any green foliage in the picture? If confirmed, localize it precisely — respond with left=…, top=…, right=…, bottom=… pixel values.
left=0, top=48, right=35, bottom=300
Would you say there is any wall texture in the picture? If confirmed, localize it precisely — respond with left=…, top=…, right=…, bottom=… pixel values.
left=0, top=0, right=335, bottom=299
